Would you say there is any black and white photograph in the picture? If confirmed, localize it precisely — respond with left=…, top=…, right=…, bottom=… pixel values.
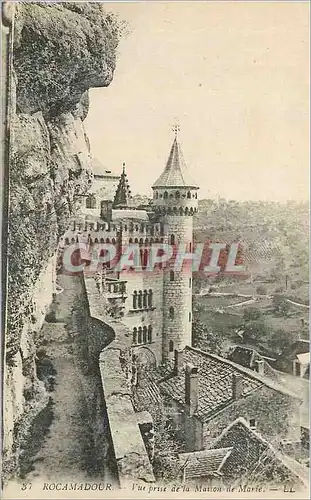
left=1, top=1, right=309, bottom=498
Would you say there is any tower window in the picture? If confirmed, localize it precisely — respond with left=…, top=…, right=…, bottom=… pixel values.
left=148, top=289, right=153, bottom=307
left=170, top=234, right=175, bottom=245
left=138, top=327, right=142, bottom=344
left=175, top=191, right=180, bottom=199
left=143, top=326, right=147, bottom=344
left=169, top=307, right=174, bottom=319
left=164, top=191, right=168, bottom=199
left=86, top=194, right=97, bottom=209
left=170, top=270, right=175, bottom=282
left=169, top=340, right=174, bottom=352
left=187, top=191, right=191, bottom=199
left=133, top=291, right=137, bottom=309
left=138, top=291, right=142, bottom=309
left=143, top=290, right=148, bottom=308
left=133, top=327, right=137, bottom=344
left=148, top=325, right=152, bottom=343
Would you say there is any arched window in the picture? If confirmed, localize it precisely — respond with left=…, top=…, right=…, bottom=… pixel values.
left=143, top=290, right=148, bottom=308
left=143, top=326, right=147, bottom=344
left=148, top=289, right=153, bottom=307
left=169, top=340, right=174, bottom=352
left=148, top=325, right=152, bottom=343
left=175, top=191, right=180, bottom=199
left=189, top=242, right=192, bottom=252
left=86, top=194, right=97, bottom=209
left=133, top=291, right=137, bottom=309
left=164, top=191, right=168, bottom=199
left=100, top=238, right=105, bottom=243
left=189, top=277, right=192, bottom=288
left=133, top=327, right=137, bottom=344
left=94, top=238, right=99, bottom=244
left=170, top=234, right=175, bottom=245
left=138, top=291, right=143, bottom=309
left=169, top=306, right=174, bottom=319
left=138, top=327, right=142, bottom=344
left=187, top=191, right=191, bottom=199
left=65, top=238, right=69, bottom=245
left=195, top=192, right=198, bottom=199
left=155, top=191, right=159, bottom=199
left=170, top=270, right=175, bottom=282
left=129, top=238, right=133, bottom=244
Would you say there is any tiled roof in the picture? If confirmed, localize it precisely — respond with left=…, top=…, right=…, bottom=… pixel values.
left=179, top=447, right=233, bottom=480
left=112, top=209, right=149, bottom=222
left=159, top=347, right=262, bottom=422
left=152, top=137, right=198, bottom=189
left=213, top=418, right=309, bottom=488
left=159, top=346, right=300, bottom=422
left=92, top=157, right=119, bottom=178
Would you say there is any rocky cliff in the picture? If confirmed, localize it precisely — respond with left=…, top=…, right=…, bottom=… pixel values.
left=4, top=2, right=121, bottom=479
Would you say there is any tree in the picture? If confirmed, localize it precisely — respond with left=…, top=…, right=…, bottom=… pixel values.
left=243, top=307, right=263, bottom=322
left=192, top=319, right=221, bottom=354
left=272, top=295, right=290, bottom=316
left=242, top=319, right=269, bottom=343
left=256, top=285, right=267, bottom=295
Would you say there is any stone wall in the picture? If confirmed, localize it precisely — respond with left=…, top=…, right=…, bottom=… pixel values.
left=4, top=1, right=122, bottom=478
left=84, top=274, right=155, bottom=487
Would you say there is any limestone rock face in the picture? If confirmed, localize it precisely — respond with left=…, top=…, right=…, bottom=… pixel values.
left=4, top=2, right=121, bottom=478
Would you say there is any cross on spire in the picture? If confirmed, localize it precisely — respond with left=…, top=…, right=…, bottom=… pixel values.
left=172, top=123, right=180, bottom=138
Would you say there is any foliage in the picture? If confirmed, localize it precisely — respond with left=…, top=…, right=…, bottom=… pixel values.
left=192, top=318, right=222, bottom=355
left=272, top=295, right=290, bottom=316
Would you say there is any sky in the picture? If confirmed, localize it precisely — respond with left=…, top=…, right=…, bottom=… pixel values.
left=84, top=1, right=309, bottom=201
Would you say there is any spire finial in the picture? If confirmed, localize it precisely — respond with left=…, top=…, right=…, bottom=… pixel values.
left=122, top=162, right=126, bottom=174
left=172, top=123, right=180, bottom=138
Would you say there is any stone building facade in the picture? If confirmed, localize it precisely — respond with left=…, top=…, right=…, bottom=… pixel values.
left=61, top=132, right=199, bottom=366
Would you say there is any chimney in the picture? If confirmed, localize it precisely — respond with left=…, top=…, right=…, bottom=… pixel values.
left=174, top=349, right=183, bottom=375
left=255, top=359, right=264, bottom=376
left=185, top=363, right=199, bottom=416
left=232, top=373, right=243, bottom=400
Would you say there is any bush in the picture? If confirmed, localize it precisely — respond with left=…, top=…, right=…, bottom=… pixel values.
left=256, top=285, right=267, bottom=295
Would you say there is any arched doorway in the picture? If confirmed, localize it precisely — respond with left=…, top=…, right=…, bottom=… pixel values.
left=132, top=346, right=157, bottom=383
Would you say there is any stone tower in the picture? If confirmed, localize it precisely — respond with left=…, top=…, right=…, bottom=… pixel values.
left=152, top=130, right=199, bottom=361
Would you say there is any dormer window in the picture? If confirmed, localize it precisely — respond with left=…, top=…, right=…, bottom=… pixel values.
left=249, top=418, right=257, bottom=430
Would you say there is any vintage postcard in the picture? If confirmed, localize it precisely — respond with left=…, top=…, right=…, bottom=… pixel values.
left=1, top=1, right=309, bottom=499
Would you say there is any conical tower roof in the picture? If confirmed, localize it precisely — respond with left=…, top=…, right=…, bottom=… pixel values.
left=113, top=163, right=132, bottom=208
left=152, top=136, right=198, bottom=189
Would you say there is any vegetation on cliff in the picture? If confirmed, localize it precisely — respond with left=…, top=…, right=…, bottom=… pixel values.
left=7, top=3, right=124, bottom=360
